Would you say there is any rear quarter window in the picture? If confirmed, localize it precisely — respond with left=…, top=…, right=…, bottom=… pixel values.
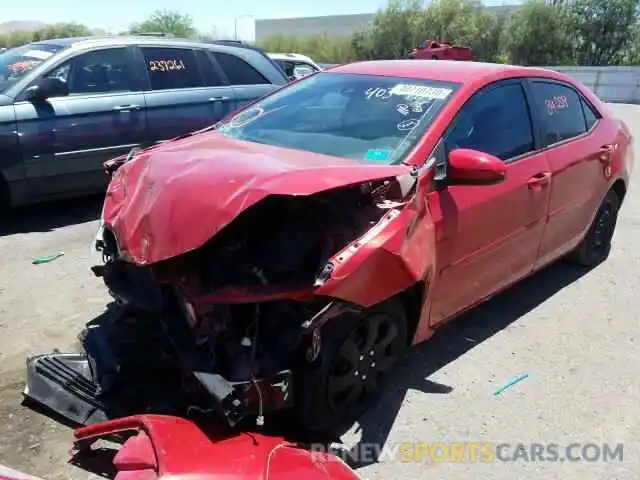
left=530, top=81, right=587, bottom=146
left=581, top=97, right=600, bottom=130
left=213, top=52, right=270, bottom=85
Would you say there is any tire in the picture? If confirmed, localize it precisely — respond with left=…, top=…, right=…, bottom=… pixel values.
left=0, top=174, right=10, bottom=224
left=570, top=189, right=620, bottom=267
left=432, top=55, right=438, bottom=60
left=293, top=298, right=408, bottom=434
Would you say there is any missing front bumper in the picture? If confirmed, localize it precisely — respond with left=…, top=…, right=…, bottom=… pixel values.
left=23, top=352, right=294, bottom=427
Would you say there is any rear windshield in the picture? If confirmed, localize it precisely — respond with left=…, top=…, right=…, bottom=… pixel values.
left=216, top=71, right=460, bottom=164
left=0, top=43, right=66, bottom=92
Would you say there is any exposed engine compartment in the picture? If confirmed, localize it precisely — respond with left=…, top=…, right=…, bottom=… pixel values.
left=149, top=182, right=396, bottom=381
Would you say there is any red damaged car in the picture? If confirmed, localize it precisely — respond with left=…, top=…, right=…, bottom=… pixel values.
left=409, top=40, right=473, bottom=61
left=25, top=60, right=632, bottom=434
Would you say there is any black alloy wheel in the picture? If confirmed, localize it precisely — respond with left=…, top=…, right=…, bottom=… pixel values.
left=571, top=189, right=620, bottom=266
left=294, top=299, right=408, bottom=434
left=327, top=313, right=404, bottom=412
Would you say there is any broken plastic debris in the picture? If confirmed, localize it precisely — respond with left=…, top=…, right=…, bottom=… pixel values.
left=494, top=373, right=529, bottom=396
left=32, top=252, right=64, bottom=265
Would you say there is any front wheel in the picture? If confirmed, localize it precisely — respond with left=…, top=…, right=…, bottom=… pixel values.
left=294, top=298, right=408, bottom=433
left=570, top=189, right=620, bottom=266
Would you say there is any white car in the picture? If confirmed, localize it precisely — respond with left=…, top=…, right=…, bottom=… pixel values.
left=267, top=53, right=321, bottom=80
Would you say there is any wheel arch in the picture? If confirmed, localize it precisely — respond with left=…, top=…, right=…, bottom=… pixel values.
left=611, top=178, right=627, bottom=206
left=0, top=171, right=10, bottom=211
left=396, top=279, right=428, bottom=346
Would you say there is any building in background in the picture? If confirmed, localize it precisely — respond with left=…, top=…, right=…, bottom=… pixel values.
left=254, top=2, right=522, bottom=41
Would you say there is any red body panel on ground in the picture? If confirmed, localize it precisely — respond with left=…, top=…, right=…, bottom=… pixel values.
left=73, top=415, right=361, bottom=480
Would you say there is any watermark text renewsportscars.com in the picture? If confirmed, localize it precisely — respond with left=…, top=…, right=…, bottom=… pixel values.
left=309, top=442, right=624, bottom=464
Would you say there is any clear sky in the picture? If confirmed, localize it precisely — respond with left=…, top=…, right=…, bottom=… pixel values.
left=2, top=0, right=519, bottom=41
left=2, top=0, right=389, bottom=40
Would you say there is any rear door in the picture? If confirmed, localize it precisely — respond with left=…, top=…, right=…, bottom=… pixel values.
left=428, top=80, right=552, bottom=324
left=525, top=79, right=614, bottom=268
left=14, top=46, right=147, bottom=198
left=211, top=51, right=277, bottom=109
left=139, top=45, right=235, bottom=143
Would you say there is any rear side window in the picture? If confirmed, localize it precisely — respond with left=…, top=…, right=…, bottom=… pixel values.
left=445, top=82, right=535, bottom=161
left=530, top=81, right=587, bottom=146
left=142, top=47, right=203, bottom=90
left=213, top=52, right=269, bottom=85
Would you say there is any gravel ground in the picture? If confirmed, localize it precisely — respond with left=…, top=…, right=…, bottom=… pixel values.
left=0, top=104, right=638, bottom=480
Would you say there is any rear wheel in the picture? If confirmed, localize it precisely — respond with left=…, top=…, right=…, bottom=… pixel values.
left=570, top=189, right=620, bottom=266
left=0, top=174, right=10, bottom=224
left=294, top=298, right=408, bottom=433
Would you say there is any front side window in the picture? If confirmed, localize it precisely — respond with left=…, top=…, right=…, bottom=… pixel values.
left=216, top=72, right=459, bottom=163
left=530, top=81, right=587, bottom=146
left=44, top=48, right=136, bottom=95
left=445, top=82, right=535, bottom=161
left=0, top=42, right=66, bottom=92
left=142, top=47, right=203, bottom=90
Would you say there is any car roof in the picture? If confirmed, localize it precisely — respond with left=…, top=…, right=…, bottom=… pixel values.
left=331, top=60, right=561, bottom=85
left=31, top=36, right=267, bottom=54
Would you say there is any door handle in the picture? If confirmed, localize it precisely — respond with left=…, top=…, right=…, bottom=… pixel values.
left=598, top=144, right=614, bottom=164
left=527, top=171, right=552, bottom=188
left=113, top=104, right=142, bottom=112
left=208, top=96, right=231, bottom=102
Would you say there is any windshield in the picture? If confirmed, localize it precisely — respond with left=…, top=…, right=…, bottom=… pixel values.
left=216, top=72, right=459, bottom=164
left=0, top=43, right=65, bottom=92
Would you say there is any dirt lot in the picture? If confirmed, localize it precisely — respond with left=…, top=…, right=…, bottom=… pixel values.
left=0, top=103, right=638, bottom=480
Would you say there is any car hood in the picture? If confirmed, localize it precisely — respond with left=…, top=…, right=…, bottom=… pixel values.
left=103, top=131, right=410, bottom=265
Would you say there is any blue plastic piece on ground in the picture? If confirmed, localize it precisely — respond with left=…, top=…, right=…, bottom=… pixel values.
left=494, top=373, right=529, bottom=396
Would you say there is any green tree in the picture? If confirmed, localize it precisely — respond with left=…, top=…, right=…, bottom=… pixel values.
left=129, top=9, right=196, bottom=37
left=33, top=23, right=92, bottom=41
left=258, top=33, right=356, bottom=63
left=503, top=0, right=574, bottom=65
left=0, top=22, right=92, bottom=48
left=351, top=0, right=502, bottom=62
left=569, top=0, right=640, bottom=65
left=422, top=0, right=503, bottom=61
left=351, top=0, right=426, bottom=60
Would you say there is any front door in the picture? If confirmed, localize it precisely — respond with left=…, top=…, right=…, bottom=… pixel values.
left=14, top=46, right=147, bottom=199
left=428, top=80, right=552, bottom=324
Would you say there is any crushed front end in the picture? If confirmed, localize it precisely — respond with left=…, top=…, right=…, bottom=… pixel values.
left=24, top=136, right=432, bottom=429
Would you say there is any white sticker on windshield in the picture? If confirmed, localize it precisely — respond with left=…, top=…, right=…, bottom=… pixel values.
left=390, top=84, right=452, bottom=100
left=22, top=49, right=54, bottom=60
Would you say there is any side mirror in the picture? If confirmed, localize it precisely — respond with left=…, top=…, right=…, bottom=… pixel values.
left=25, top=77, right=69, bottom=102
left=446, top=148, right=506, bottom=186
